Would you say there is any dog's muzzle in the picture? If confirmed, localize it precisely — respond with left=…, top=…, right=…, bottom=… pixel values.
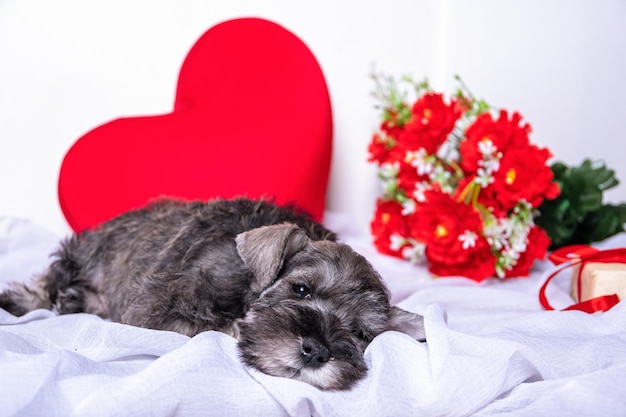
left=301, top=338, right=335, bottom=368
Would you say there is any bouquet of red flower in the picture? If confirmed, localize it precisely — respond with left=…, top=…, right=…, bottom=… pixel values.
left=367, top=74, right=561, bottom=281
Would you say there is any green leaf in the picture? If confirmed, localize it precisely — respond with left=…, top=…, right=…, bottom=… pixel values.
left=571, top=205, right=625, bottom=244
left=569, top=159, right=619, bottom=192
left=550, top=162, right=568, bottom=178
left=535, top=199, right=578, bottom=247
left=616, top=203, right=626, bottom=223
left=537, top=159, right=626, bottom=249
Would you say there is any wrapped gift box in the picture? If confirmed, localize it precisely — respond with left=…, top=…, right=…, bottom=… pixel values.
left=571, top=262, right=626, bottom=302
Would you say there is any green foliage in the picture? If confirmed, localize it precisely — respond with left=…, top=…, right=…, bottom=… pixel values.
left=370, top=72, right=425, bottom=127
left=536, top=159, right=626, bottom=248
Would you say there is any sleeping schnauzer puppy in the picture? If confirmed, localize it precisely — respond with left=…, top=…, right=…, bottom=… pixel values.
left=0, top=197, right=425, bottom=390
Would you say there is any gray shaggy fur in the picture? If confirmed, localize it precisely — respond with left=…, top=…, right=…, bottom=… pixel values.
left=0, top=197, right=425, bottom=390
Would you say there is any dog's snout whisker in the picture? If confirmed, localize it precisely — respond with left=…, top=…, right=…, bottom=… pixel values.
left=301, top=338, right=331, bottom=367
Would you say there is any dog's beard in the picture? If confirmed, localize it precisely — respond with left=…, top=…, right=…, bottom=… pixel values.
left=235, top=304, right=369, bottom=390
left=250, top=335, right=366, bottom=391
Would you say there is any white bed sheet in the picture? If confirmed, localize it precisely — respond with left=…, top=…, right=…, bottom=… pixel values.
left=1, top=215, right=625, bottom=417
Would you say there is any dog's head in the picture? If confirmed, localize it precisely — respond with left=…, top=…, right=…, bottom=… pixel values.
left=233, top=224, right=425, bottom=390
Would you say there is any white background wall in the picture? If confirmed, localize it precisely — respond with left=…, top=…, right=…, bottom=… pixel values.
left=1, top=0, right=625, bottom=237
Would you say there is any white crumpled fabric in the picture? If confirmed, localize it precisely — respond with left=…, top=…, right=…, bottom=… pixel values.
left=1, top=216, right=626, bottom=416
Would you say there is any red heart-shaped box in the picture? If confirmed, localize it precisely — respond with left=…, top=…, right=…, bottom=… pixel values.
left=58, top=17, right=333, bottom=232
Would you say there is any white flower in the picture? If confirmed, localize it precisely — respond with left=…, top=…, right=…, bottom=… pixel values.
left=478, top=138, right=497, bottom=157
left=406, top=148, right=434, bottom=175
left=379, top=162, right=399, bottom=179
left=474, top=168, right=494, bottom=188
left=483, top=219, right=507, bottom=251
left=478, top=157, right=501, bottom=175
left=458, top=230, right=478, bottom=249
left=502, top=247, right=521, bottom=262
left=401, top=199, right=416, bottom=215
left=413, top=181, right=432, bottom=202
left=498, top=218, right=513, bottom=238
left=389, top=233, right=406, bottom=251
left=402, top=241, right=426, bottom=263
left=429, top=164, right=452, bottom=184
left=477, top=139, right=502, bottom=176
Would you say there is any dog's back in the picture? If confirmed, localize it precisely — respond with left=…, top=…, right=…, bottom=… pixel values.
left=0, top=198, right=336, bottom=335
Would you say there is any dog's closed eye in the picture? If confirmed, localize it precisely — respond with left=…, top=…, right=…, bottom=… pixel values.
left=292, top=283, right=311, bottom=299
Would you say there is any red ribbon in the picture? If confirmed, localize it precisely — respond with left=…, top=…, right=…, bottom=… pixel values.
left=539, top=245, right=625, bottom=313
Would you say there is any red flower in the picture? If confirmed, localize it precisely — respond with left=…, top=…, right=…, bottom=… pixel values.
left=367, top=132, right=390, bottom=165
left=503, top=226, right=551, bottom=278
left=406, top=190, right=495, bottom=280
left=381, top=120, right=404, bottom=138
left=460, top=110, right=531, bottom=174
left=429, top=236, right=496, bottom=282
left=489, top=145, right=560, bottom=211
left=403, top=93, right=463, bottom=154
left=370, top=199, right=409, bottom=258
left=396, top=162, right=422, bottom=196
left=367, top=121, right=406, bottom=165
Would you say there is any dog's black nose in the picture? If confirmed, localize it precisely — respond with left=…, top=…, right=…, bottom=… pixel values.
left=301, top=338, right=331, bottom=367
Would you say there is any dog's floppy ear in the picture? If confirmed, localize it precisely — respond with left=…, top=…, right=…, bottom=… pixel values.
left=235, top=224, right=310, bottom=292
left=386, top=306, right=426, bottom=342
